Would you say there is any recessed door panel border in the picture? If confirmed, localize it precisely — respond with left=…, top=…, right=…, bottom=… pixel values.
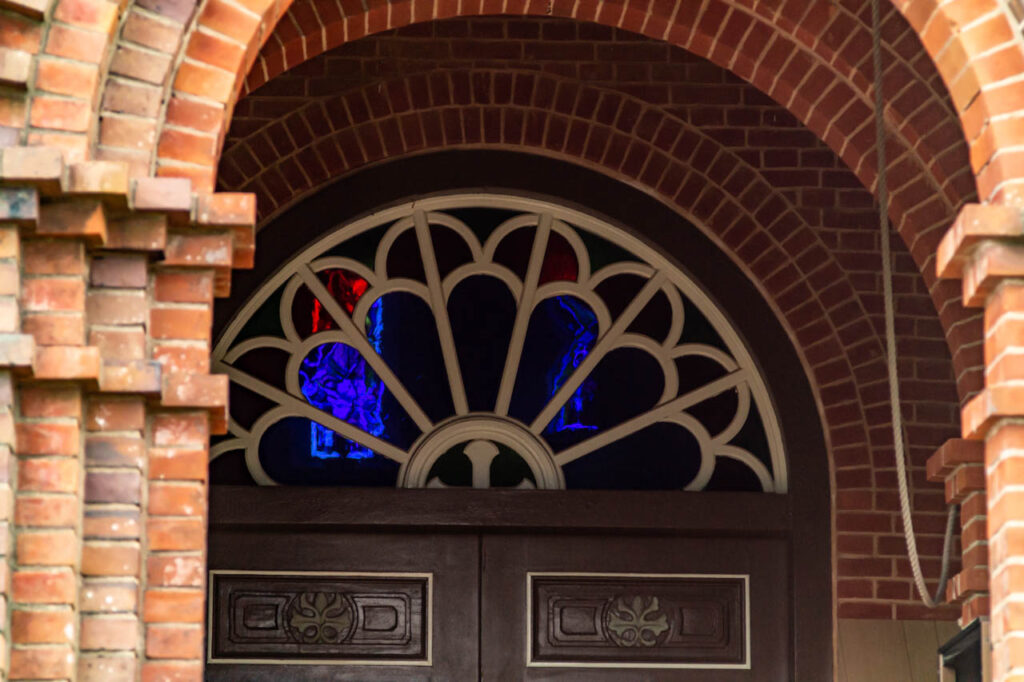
left=527, top=572, right=750, bottom=670
left=206, top=570, right=433, bottom=667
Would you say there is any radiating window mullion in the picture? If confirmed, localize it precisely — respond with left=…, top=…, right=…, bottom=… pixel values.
left=413, top=210, right=469, bottom=415
left=552, top=369, right=749, bottom=467
left=494, top=213, right=552, bottom=416
left=212, top=197, right=788, bottom=491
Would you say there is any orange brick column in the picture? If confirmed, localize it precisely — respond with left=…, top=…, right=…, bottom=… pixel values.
left=0, top=188, right=37, bottom=682
left=82, top=394, right=146, bottom=682
left=13, top=380, right=85, bottom=681
left=938, top=203, right=1024, bottom=681
left=0, top=147, right=253, bottom=681
left=81, top=240, right=150, bottom=680
left=143, top=411, right=209, bottom=681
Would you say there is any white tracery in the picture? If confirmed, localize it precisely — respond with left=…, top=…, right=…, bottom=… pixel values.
left=212, top=195, right=788, bottom=493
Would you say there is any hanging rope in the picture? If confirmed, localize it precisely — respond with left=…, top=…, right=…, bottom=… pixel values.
left=871, top=0, right=957, bottom=608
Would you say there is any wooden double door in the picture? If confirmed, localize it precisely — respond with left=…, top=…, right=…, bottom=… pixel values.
left=205, top=488, right=812, bottom=681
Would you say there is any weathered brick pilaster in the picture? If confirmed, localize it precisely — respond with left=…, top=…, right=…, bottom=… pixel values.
left=938, top=203, right=1024, bottom=681
left=80, top=239, right=149, bottom=680
left=11, top=382, right=82, bottom=680
left=13, top=190, right=98, bottom=681
left=142, top=411, right=208, bottom=682
left=0, top=190, right=35, bottom=682
left=0, top=147, right=253, bottom=682
left=81, top=395, right=145, bottom=681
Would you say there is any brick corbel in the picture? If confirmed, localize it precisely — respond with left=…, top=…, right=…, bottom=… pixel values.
left=939, top=204, right=1024, bottom=439
left=0, top=146, right=256, bottom=680
left=937, top=203, right=1024, bottom=304
left=937, top=201, right=1024, bottom=642
left=927, top=438, right=986, bottom=618
left=0, top=145, right=257, bottom=433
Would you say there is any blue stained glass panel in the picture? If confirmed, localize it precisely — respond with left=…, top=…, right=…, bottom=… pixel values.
left=300, top=341, right=385, bottom=460
left=298, top=339, right=420, bottom=457
left=257, top=416, right=399, bottom=486
left=296, top=274, right=445, bottom=461
left=544, top=297, right=598, bottom=434
left=509, top=296, right=599, bottom=428
left=562, top=421, right=702, bottom=490
left=542, top=347, right=665, bottom=453
left=298, top=268, right=385, bottom=460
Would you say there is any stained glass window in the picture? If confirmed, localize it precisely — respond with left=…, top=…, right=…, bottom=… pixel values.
left=212, top=196, right=786, bottom=492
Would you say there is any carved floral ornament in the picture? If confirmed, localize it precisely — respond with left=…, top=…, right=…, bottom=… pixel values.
left=605, top=595, right=671, bottom=647
left=287, top=592, right=356, bottom=644
left=212, top=195, right=786, bottom=492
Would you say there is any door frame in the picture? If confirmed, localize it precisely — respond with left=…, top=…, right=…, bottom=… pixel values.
left=209, top=150, right=834, bottom=679
left=210, top=488, right=789, bottom=534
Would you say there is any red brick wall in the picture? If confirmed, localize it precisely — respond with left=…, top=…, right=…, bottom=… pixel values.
left=216, top=17, right=974, bottom=619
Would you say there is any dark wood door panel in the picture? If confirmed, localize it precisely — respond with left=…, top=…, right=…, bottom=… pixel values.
left=209, top=573, right=430, bottom=661
left=531, top=574, right=746, bottom=665
left=480, top=534, right=790, bottom=682
left=204, top=489, right=826, bottom=681
left=206, top=530, right=479, bottom=681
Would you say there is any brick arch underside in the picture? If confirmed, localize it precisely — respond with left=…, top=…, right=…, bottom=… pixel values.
left=107, top=0, right=986, bottom=407
left=84, top=0, right=973, bottom=262
left=22, top=0, right=992, bottom=404
left=219, top=64, right=962, bottom=618
left=145, top=0, right=972, bottom=259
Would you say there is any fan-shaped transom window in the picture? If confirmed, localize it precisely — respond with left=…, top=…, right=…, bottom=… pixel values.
left=212, top=195, right=787, bottom=492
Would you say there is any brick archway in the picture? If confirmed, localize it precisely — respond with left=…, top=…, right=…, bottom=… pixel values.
left=1, top=0, right=1023, bottom=677
left=141, top=2, right=987, bottom=401
left=5, top=0, right=1018, bottom=201
left=151, top=0, right=972, bottom=216
left=218, top=59, right=969, bottom=618
left=5, top=0, right=987, bottom=394
left=4, top=0, right=1015, bottom=236
left=223, top=15, right=981, bottom=376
